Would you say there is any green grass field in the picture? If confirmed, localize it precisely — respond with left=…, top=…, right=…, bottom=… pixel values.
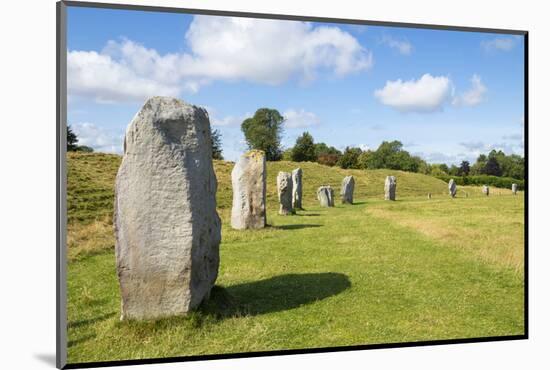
left=66, top=153, right=525, bottom=364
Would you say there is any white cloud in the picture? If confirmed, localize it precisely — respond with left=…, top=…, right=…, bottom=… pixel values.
left=481, top=36, right=520, bottom=52
left=452, top=74, right=487, bottom=107
left=414, top=151, right=463, bottom=165
left=358, top=144, right=371, bottom=151
left=283, top=109, right=321, bottom=128
left=68, top=16, right=373, bottom=103
left=381, top=35, right=412, bottom=55
left=71, top=122, right=123, bottom=153
left=460, top=141, right=524, bottom=156
left=374, top=74, right=452, bottom=113
left=502, top=133, right=523, bottom=141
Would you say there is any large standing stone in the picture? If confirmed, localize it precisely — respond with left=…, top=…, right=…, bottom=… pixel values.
left=512, top=183, right=518, bottom=195
left=482, top=185, right=490, bottom=196
left=114, top=96, right=221, bottom=320
left=449, top=179, right=457, bottom=198
left=384, top=176, right=397, bottom=201
left=317, top=185, right=335, bottom=207
left=231, top=150, right=266, bottom=229
left=277, top=172, right=294, bottom=215
left=341, top=176, right=355, bottom=204
left=292, top=168, right=303, bottom=210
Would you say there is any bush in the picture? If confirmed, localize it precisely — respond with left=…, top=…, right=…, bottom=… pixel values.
left=435, top=174, right=524, bottom=190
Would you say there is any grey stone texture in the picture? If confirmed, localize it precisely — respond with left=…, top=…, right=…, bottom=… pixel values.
left=341, top=176, right=355, bottom=204
left=292, top=168, right=303, bottom=210
left=449, top=179, right=457, bottom=198
left=277, top=172, right=294, bottom=215
left=114, top=96, right=221, bottom=320
left=231, top=150, right=267, bottom=229
left=384, top=176, right=397, bottom=201
left=317, top=185, right=335, bottom=207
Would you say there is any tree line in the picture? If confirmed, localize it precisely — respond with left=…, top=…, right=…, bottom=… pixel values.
left=238, top=108, right=524, bottom=180
left=67, top=107, right=524, bottom=181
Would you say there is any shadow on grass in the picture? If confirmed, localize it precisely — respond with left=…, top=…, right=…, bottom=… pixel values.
left=272, top=224, right=322, bottom=230
left=295, top=213, right=321, bottom=217
left=68, top=334, right=96, bottom=348
left=68, top=312, right=117, bottom=329
left=200, top=272, right=351, bottom=318
left=352, top=201, right=367, bottom=205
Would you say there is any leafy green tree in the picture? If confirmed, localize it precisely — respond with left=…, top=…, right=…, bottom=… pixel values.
left=449, top=165, right=460, bottom=176
left=483, top=156, right=502, bottom=176
left=291, top=132, right=316, bottom=162
left=281, top=148, right=293, bottom=161
left=211, top=129, right=224, bottom=160
left=459, top=160, right=470, bottom=176
left=67, top=125, right=78, bottom=151
left=74, top=145, right=94, bottom=153
left=241, top=108, right=284, bottom=161
left=338, top=147, right=362, bottom=169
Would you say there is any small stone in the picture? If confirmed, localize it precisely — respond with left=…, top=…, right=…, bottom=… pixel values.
left=277, top=172, right=294, bottom=215
left=512, top=183, right=518, bottom=195
left=341, top=176, right=355, bottom=204
left=114, top=96, right=221, bottom=320
left=482, top=185, right=490, bottom=196
left=449, top=179, right=457, bottom=198
left=317, top=185, right=335, bottom=207
left=292, top=168, right=303, bottom=210
left=384, top=176, right=397, bottom=201
left=231, top=150, right=267, bottom=229
left=428, top=193, right=432, bottom=199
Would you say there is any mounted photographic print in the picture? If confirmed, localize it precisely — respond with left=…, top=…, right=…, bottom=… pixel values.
left=57, top=1, right=527, bottom=368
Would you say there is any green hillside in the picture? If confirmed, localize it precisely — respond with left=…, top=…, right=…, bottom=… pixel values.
left=68, top=152, right=449, bottom=224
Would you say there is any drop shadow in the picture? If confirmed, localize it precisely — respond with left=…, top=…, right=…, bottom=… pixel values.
left=272, top=224, right=323, bottom=230
left=33, top=353, right=56, bottom=366
left=68, top=312, right=117, bottom=329
left=200, top=272, right=351, bottom=318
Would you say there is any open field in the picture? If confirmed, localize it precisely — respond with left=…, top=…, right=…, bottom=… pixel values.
left=66, top=153, right=524, bottom=364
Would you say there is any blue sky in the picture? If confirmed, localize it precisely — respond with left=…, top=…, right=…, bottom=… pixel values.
left=67, top=6, right=525, bottom=165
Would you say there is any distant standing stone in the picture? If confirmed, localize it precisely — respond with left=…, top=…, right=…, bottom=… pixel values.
left=277, top=172, right=294, bottom=215
left=428, top=193, right=432, bottom=200
left=449, top=179, right=457, bottom=198
left=384, top=176, right=397, bottom=201
left=292, top=168, right=303, bottom=210
left=512, top=183, right=518, bottom=195
left=341, top=176, right=355, bottom=204
left=231, top=150, right=266, bottom=229
left=482, top=185, right=490, bottom=196
left=317, top=185, right=335, bottom=207
left=114, top=96, right=221, bottom=320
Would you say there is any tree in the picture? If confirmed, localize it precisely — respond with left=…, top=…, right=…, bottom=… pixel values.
left=459, top=160, right=470, bottom=176
left=449, top=165, right=460, bottom=176
left=211, top=129, right=223, bottom=160
left=291, top=132, right=316, bottom=162
left=241, top=108, right=284, bottom=161
left=338, top=147, right=362, bottom=169
left=483, top=156, right=502, bottom=176
left=313, top=142, right=342, bottom=166
left=67, top=125, right=78, bottom=151
left=74, top=145, right=93, bottom=153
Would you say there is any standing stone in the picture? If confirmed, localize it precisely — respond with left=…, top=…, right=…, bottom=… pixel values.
left=428, top=193, right=432, bottom=200
left=482, top=185, right=490, bottom=196
left=317, top=185, right=335, bottom=207
left=341, top=176, right=355, bottom=204
left=384, top=176, right=397, bottom=201
left=449, top=179, right=457, bottom=198
left=277, top=172, right=294, bottom=215
left=231, top=150, right=266, bottom=229
left=292, top=168, right=303, bottom=210
left=114, top=96, right=221, bottom=320
left=512, top=183, right=518, bottom=195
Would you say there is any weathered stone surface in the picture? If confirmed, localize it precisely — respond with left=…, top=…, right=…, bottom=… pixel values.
left=512, top=183, right=518, bottom=195
left=384, top=176, right=397, bottom=201
left=277, top=172, right=294, bottom=215
left=341, top=176, right=355, bottom=204
left=482, top=185, right=490, bottom=196
left=231, top=150, right=266, bottom=229
left=317, top=185, right=335, bottom=207
left=292, top=168, right=303, bottom=210
left=449, top=179, right=457, bottom=198
left=114, top=96, right=221, bottom=320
